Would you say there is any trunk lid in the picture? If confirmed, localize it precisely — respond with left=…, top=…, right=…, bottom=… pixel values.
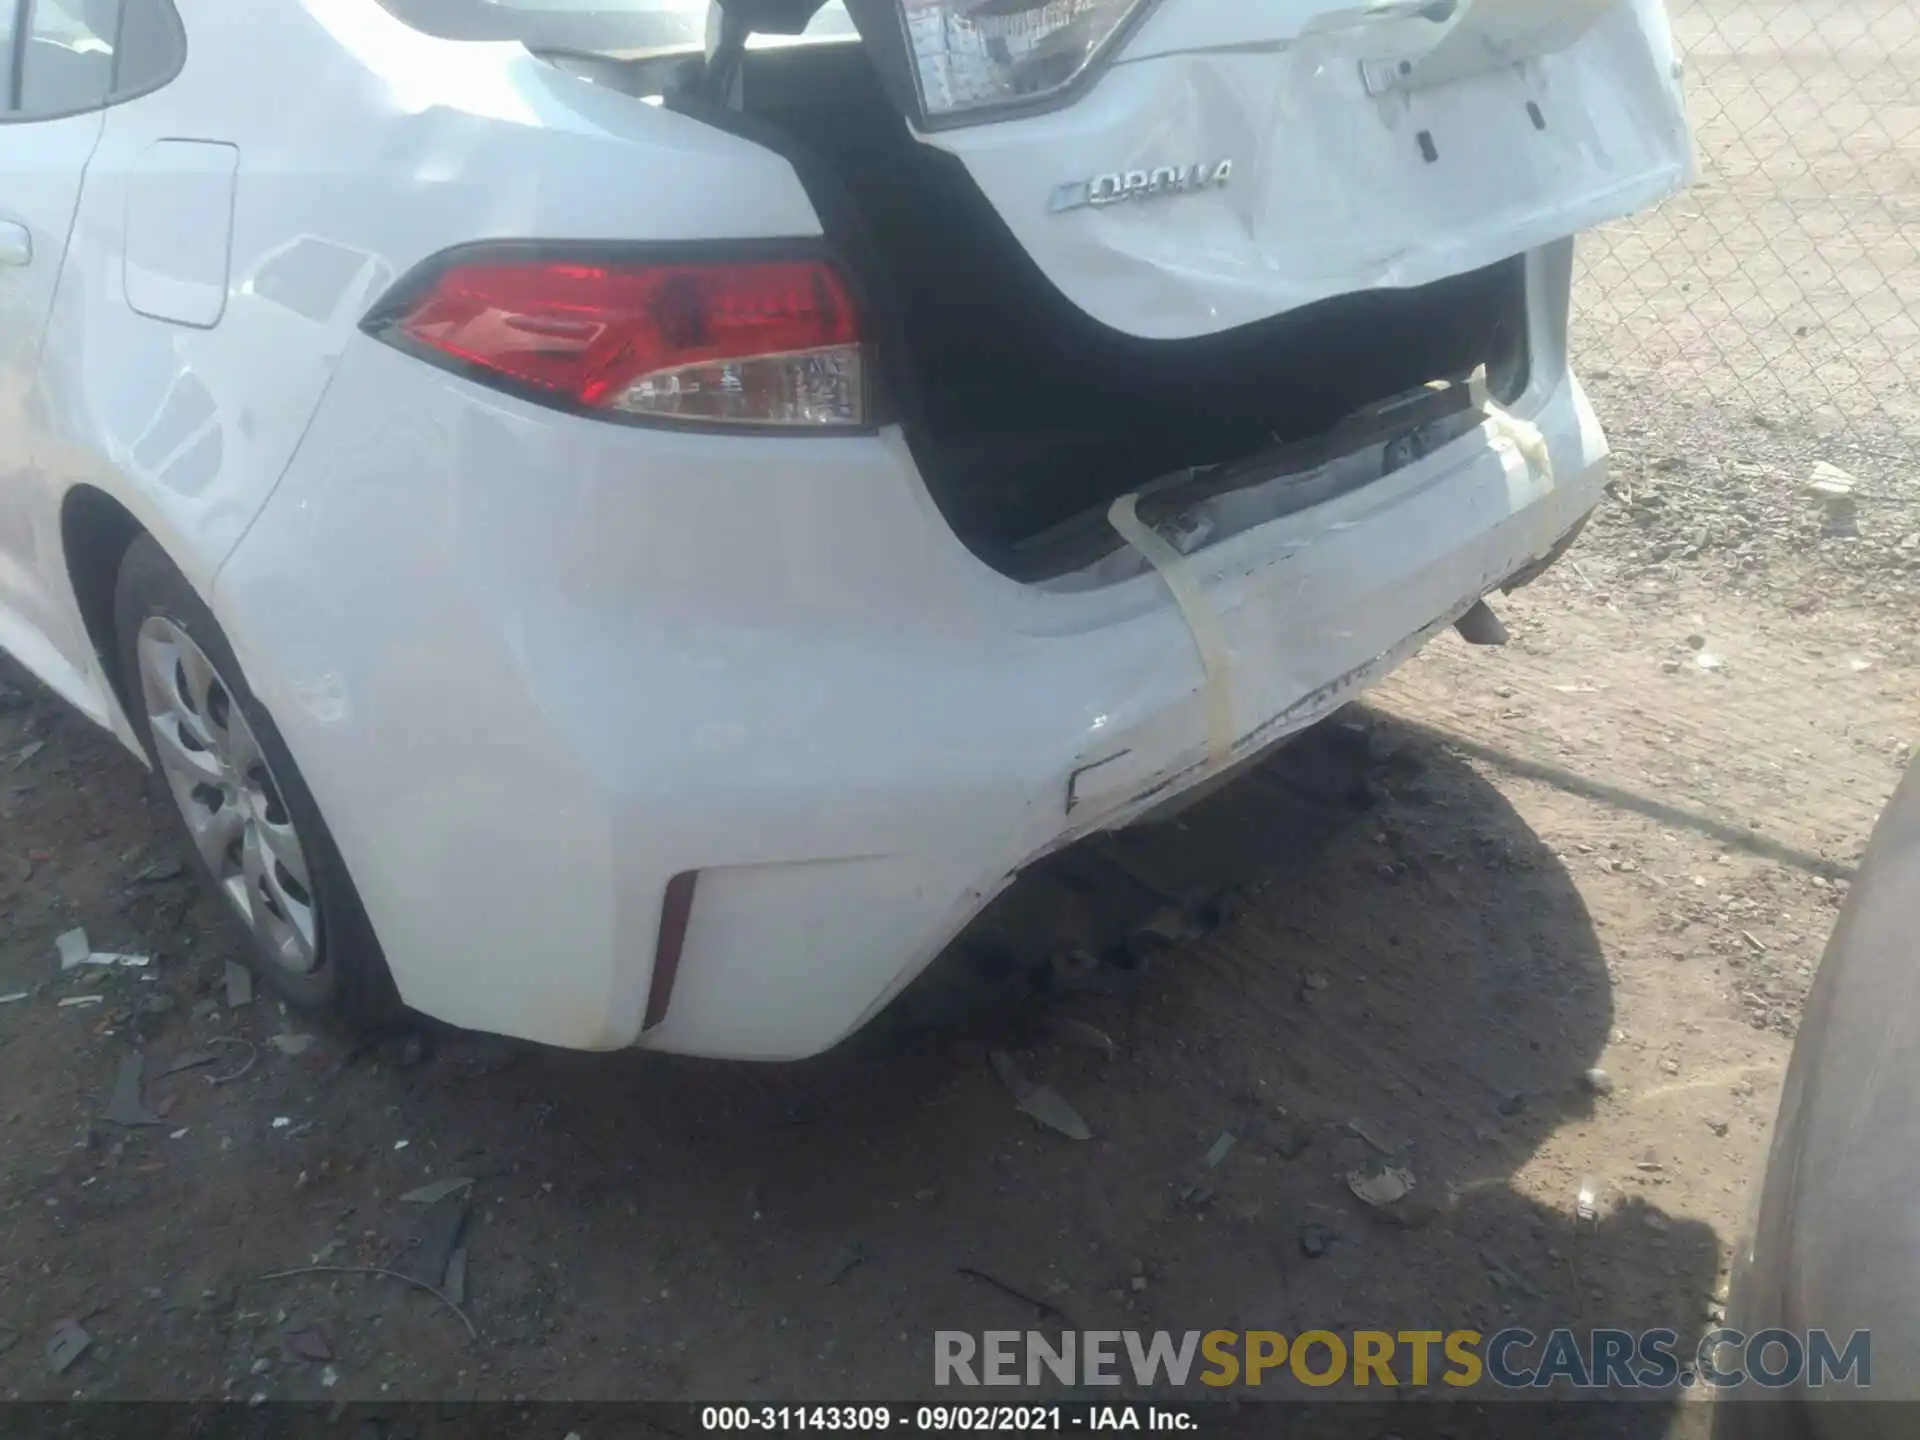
left=834, top=0, right=1692, bottom=339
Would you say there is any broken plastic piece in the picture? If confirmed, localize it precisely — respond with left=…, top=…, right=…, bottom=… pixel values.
left=45, top=1321, right=91, bottom=1375
left=102, top=1054, right=168, bottom=1128
left=1347, top=1163, right=1416, bottom=1209
left=55, top=929, right=90, bottom=971
left=444, top=1244, right=469, bottom=1306
left=224, top=962, right=254, bottom=1008
left=88, top=952, right=150, bottom=969
left=1576, top=1176, right=1599, bottom=1224
left=989, top=1050, right=1093, bottom=1142
left=410, top=1192, right=471, bottom=1289
left=1050, top=1016, right=1117, bottom=1060
left=400, top=1177, right=475, bottom=1206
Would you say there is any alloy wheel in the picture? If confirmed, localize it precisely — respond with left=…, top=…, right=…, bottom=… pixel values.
left=136, top=616, right=320, bottom=975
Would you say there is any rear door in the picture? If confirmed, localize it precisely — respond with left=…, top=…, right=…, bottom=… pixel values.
left=849, top=0, right=1694, bottom=339
left=0, top=0, right=112, bottom=687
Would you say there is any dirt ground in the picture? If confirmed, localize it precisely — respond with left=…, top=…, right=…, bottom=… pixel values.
left=4, top=469, right=1914, bottom=1426
left=3, top=6, right=1918, bottom=1429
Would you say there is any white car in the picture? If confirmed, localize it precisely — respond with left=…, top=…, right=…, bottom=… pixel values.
left=0, top=0, right=1691, bottom=1059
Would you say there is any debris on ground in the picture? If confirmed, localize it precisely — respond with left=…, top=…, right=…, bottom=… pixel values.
left=377, top=1032, right=426, bottom=1069
left=410, top=1191, right=471, bottom=1291
left=1134, top=907, right=1206, bottom=946
left=1202, top=1132, right=1237, bottom=1169
left=1297, top=1222, right=1335, bottom=1259
left=989, top=1050, right=1092, bottom=1141
left=399, top=1177, right=475, bottom=1206
left=444, top=1243, right=469, bottom=1305
left=1482, top=1251, right=1542, bottom=1299
left=1044, top=948, right=1102, bottom=993
left=102, top=1054, right=167, bottom=1128
left=0, top=991, right=28, bottom=1005
left=1806, top=461, right=1859, bottom=532
left=256, top=1264, right=476, bottom=1340
left=1576, top=1177, right=1600, bottom=1226
left=282, top=1327, right=332, bottom=1362
left=45, top=1321, right=91, bottom=1375
left=956, top=1266, right=1068, bottom=1324
left=130, top=859, right=187, bottom=885
left=1347, top=1163, right=1416, bottom=1209
left=818, top=1241, right=865, bottom=1287
left=267, top=1034, right=316, bottom=1057
left=204, top=1037, right=258, bottom=1085
left=57, top=995, right=103, bottom=1009
left=1343, top=1117, right=1406, bottom=1157
left=1581, top=1067, right=1616, bottom=1097
left=224, top=963, right=254, bottom=1008
left=12, top=738, right=46, bottom=768
left=1049, top=1016, right=1116, bottom=1061
left=55, top=929, right=89, bottom=971
left=55, top=927, right=150, bottom=971
left=158, top=1049, right=219, bottom=1078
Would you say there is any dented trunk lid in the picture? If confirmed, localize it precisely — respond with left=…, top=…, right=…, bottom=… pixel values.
left=856, top=0, right=1694, bottom=339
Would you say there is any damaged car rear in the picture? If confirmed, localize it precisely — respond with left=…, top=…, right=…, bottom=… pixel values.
left=11, top=0, right=1694, bottom=1058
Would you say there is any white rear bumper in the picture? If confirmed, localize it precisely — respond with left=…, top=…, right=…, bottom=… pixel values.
left=214, top=248, right=1607, bottom=1060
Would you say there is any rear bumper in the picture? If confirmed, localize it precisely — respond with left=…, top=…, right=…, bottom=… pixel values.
left=214, top=249, right=1608, bottom=1060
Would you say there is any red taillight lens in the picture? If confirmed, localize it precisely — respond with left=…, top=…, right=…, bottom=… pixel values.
left=367, top=253, right=866, bottom=429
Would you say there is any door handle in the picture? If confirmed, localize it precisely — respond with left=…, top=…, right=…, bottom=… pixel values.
left=0, top=221, right=31, bottom=267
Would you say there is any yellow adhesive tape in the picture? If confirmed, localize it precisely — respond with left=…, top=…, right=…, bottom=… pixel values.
left=1108, top=493, right=1236, bottom=771
left=1468, top=366, right=1554, bottom=483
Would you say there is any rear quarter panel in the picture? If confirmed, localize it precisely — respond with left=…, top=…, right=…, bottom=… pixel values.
left=34, top=0, right=822, bottom=726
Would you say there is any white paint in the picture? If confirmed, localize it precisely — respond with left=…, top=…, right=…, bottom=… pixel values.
left=123, top=140, right=242, bottom=328
left=0, top=0, right=1680, bottom=1058
left=927, top=0, right=1694, bottom=338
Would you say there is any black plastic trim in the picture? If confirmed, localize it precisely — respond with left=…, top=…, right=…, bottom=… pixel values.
left=3, top=0, right=186, bottom=126
left=994, top=378, right=1483, bottom=583
left=359, top=236, right=882, bottom=439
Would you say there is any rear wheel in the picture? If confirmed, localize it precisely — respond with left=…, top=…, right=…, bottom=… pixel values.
left=113, top=536, right=403, bottom=1027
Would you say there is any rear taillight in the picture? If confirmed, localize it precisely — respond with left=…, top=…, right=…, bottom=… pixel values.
left=363, top=249, right=866, bottom=430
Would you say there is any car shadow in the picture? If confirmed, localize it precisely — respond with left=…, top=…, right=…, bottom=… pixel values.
left=382, top=707, right=1723, bottom=1423
left=0, top=655, right=1723, bottom=1424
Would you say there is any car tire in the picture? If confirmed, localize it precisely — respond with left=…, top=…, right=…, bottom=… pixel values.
left=113, top=535, right=405, bottom=1029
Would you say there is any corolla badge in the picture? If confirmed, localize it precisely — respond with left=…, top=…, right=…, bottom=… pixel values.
left=1050, top=160, right=1234, bottom=214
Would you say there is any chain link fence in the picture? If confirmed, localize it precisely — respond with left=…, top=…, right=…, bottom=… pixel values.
left=1573, top=0, right=1920, bottom=472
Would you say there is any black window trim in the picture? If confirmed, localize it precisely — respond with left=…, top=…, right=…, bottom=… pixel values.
left=4, top=1, right=26, bottom=112
left=1, top=0, right=185, bottom=126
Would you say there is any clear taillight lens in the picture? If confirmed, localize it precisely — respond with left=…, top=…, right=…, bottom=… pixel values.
left=364, top=252, right=866, bottom=430
left=899, top=0, right=1154, bottom=123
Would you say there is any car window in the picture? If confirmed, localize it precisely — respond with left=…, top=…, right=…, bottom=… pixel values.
left=10, top=0, right=184, bottom=121
left=109, top=0, right=183, bottom=99
left=20, top=0, right=116, bottom=119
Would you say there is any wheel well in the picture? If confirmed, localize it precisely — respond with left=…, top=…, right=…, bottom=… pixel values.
left=59, top=485, right=146, bottom=717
